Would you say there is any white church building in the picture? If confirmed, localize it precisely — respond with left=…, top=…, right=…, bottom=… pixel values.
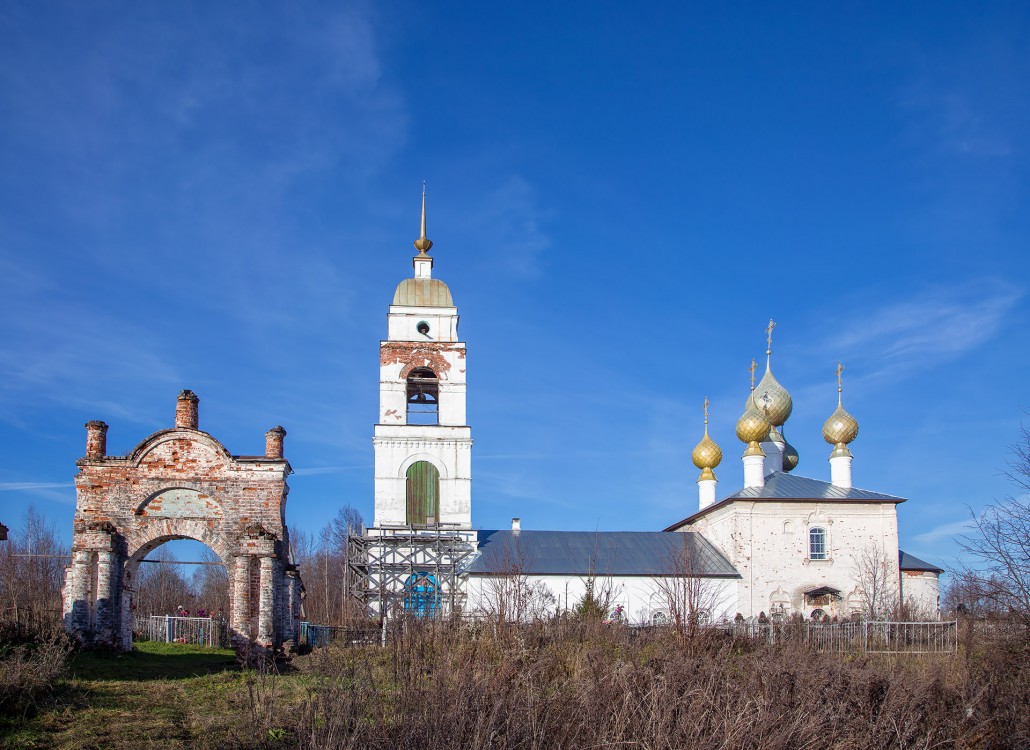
left=353, top=194, right=942, bottom=625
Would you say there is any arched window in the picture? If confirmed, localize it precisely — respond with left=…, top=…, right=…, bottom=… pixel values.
left=809, top=527, right=827, bottom=560
left=406, top=461, right=440, bottom=526
left=406, top=368, right=439, bottom=425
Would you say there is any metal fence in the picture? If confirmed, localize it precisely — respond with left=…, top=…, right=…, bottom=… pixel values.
left=133, top=615, right=227, bottom=647
left=721, top=620, right=958, bottom=654
left=298, top=620, right=380, bottom=648
left=294, top=617, right=957, bottom=655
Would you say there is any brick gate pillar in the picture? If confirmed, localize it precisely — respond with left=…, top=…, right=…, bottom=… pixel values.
left=63, top=550, right=94, bottom=636
left=282, top=567, right=300, bottom=643
left=231, top=554, right=252, bottom=642
left=257, top=556, right=277, bottom=647
left=94, top=550, right=122, bottom=646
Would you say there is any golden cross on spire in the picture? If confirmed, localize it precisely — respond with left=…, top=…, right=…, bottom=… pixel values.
left=703, top=397, right=710, bottom=426
left=749, top=358, right=757, bottom=390
left=836, top=361, right=844, bottom=405
left=766, top=318, right=776, bottom=354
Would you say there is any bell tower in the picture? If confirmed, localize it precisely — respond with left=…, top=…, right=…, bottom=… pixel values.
left=372, top=187, right=472, bottom=528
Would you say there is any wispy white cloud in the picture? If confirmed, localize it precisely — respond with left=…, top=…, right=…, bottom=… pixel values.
left=292, top=465, right=372, bottom=477
left=0, top=482, right=71, bottom=491
left=463, top=176, right=551, bottom=277
left=828, top=278, right=1022, bottom=380
left=914, top=518, right=976, bottom=546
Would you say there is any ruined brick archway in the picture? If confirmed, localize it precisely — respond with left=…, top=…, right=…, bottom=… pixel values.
left=62, top=391, right=302, bottom=652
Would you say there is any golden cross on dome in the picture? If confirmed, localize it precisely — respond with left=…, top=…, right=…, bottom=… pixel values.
left=703, top=397, right=710, bottom=426
left=749, top=358, right=757, bottom=390
left=766, top=319, right=776, bottom=353
left=836, top=361, right=844, bottom=405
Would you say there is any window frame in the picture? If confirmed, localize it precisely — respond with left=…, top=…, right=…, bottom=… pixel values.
left=808, top=526, right=828, bottom=561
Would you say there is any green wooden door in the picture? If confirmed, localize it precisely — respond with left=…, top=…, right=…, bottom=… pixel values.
left=406, top=461, right=440, bottom=525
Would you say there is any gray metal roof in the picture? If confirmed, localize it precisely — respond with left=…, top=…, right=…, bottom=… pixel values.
left=664, top=472, right=906, bottom=531
left=899, top=550, right=944, bottom=573
left=465, top=530, right=740, bottom=578
left=723, top=472, right=906, bottom=502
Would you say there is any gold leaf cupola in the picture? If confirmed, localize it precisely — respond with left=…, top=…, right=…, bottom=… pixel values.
left=692, top=398, right=723, bottom=481
left=822, top=362, right=859, bottom=489
left=748, top=319, right=793, bottom=435
left=736, top=359, right=770, bottom=456
left=822, top=362, right=859, bottom=455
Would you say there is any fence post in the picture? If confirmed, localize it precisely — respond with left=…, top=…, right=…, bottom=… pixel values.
left=862, top=621, right=868, bottom=654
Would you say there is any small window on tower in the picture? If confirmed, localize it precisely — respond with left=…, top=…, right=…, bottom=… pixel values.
left=406, top=368, right=439, bottom=425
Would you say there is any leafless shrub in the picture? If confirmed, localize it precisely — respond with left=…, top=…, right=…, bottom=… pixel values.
left=233, top=621, right=1030, bottom=750
left=0, top=633, right=71, bottom=717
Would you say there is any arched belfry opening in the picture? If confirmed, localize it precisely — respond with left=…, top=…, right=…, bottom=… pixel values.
left=62, top=391, right=302, bottom=652
left=406, top=367, right=440, bottom=425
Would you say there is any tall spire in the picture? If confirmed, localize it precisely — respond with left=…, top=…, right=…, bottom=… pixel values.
left=414, top=181, right=433, bottom=255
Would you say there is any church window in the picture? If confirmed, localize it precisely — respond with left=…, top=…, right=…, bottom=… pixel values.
left=783, top=520, right=793, bottom=535
left=406, top=461, right=440, bottom=526
left=406, top=368, right=439, bottom=425
left=403, top=572, right=440, bottom=616
left=809, top=527, right=827, bottom=560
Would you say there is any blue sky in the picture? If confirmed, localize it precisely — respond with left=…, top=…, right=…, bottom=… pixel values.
left=1, top=1, right=1028, bottom=571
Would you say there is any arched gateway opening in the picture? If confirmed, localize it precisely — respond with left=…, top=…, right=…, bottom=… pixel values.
left=62, top=391, right=302, bottom=652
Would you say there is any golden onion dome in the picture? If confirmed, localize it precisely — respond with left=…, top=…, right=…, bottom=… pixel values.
left=781, top=435, right=799, bottom=472
left=750, top=366, right=793, bottom=427
left=692, top=399, right=722, bottom=481
left=736, top=395, right=771, bottom=445
left=822, top=361, right=859, bottom=446
left=822, top=404, right=859, bottom=445
left=691, top=433, right=722, bottom=471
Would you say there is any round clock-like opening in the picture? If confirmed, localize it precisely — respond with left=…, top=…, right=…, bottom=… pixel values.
left=416, top=320, right=430, bottom=336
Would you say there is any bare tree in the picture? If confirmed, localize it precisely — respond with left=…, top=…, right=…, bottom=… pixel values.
left=652, top=536, right=727, bottom=635
left=955, top=426, right=1030, bottom=624
left=135, top=549, right=195, bottom=616
left=957, top=496, right=1030, bottom=624
left=191, top=547, right=229, bottom=617
left=853, top=543, right=900, bottom=620
left=288, top=506, right=365, bottom=625
left=0, top=506, right=67, bottom=637
left=476, top=540, right=555, bottom=624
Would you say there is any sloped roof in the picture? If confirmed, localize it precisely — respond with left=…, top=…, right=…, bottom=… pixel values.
left=664, top=472, right=905, bottom=531
left=899, top=550, right=944, bottom=573
left=465, top=530, right=739, bottom=578
left=725, top=472, right=905, bottom=502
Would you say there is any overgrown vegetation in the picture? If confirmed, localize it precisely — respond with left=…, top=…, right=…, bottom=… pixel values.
left=1, top=620, right=1028, bottom=749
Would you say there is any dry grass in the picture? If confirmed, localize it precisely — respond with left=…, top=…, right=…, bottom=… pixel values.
left=2, top=621, right=1029, bottom=749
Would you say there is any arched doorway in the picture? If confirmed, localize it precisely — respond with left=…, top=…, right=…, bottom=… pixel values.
left=125, top=538, right=230, bottom=648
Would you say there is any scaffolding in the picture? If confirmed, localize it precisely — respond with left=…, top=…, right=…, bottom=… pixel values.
left=348, top=525, right=477, bottom=619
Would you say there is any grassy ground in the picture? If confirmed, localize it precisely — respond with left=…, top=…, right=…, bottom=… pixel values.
left=0, top=642, right=292, bottom=750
